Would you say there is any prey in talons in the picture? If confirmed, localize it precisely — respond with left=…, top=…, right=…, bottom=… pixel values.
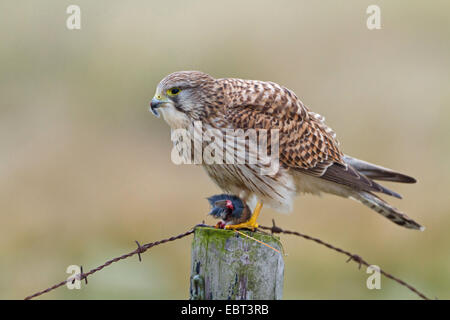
left=207, top=194, right=261, bottom=231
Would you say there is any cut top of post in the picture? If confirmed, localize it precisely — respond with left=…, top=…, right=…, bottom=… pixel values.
left=190, top=227, right=284, bottom=300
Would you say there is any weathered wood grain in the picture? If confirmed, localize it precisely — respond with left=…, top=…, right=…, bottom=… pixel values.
left=190, top=227, right=284, bottom=300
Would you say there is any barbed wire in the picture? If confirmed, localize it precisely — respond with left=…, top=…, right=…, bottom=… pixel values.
left=24, top=221, right=431, bottom=300
left=24, top=225, right=200, bottom=300
left=260, top=219, right=431, bottom=300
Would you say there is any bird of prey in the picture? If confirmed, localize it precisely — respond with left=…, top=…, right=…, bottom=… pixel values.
left=150, top=71, right=423, bottom=231
left=207, top=194, right=252, bottom=229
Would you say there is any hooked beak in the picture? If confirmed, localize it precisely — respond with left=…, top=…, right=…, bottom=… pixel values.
left=149, top=96, right=168, bottom=118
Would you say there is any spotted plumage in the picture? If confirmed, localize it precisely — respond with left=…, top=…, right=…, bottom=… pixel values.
left=150, top=71, right=423, bottom=231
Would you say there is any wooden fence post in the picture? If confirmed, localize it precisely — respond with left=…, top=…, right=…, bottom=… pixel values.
left=189, top=226, right=284, bottom=300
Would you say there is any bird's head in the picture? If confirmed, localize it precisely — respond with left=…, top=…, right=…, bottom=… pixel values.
left=150, top=71, right=218, bottom=128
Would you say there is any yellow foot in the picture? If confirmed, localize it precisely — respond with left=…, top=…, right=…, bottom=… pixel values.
left=225, top=220, right=259, bottom=231
left=225, top=201, right=263, bottom=231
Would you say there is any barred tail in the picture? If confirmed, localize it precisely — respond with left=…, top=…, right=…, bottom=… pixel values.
left=354, top=191, right=424, bottom=231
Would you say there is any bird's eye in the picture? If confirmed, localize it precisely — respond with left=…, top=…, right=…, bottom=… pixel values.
left=167, top=87, right=181, bottom=96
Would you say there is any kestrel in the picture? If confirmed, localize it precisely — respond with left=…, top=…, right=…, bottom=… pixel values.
left=150, top=71, right=423, bottom=231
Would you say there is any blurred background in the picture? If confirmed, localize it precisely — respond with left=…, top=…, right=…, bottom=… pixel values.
left=0, top=0, right=449, bottom=299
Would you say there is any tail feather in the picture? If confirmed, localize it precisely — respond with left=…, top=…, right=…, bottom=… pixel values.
left=354, top=191, right=424, bottom=231
left=343, top=155, right=417, bottom=184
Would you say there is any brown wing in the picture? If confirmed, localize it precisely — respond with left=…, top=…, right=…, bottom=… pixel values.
left=221, top=78, right=401, bottom=198
left=222, top=79, right=344, bottom=173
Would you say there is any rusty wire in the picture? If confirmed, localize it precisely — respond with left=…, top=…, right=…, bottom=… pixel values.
left=259, top=219, right=431, bottom=300
left=24, top=224, right=202, bottom=300
left=24, top=221, right=431, bottom=300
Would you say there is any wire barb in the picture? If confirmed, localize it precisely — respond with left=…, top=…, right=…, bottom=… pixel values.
left=346, top=255, right=363, bottom=269
left=268, top=219, right=283, bottom=234
left=80, top=265, right=88, bottom=285
left=135, top=240, right=144, bottom=262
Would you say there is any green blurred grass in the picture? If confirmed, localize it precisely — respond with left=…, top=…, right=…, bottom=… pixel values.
left=0, top=0, right=449, bottom=299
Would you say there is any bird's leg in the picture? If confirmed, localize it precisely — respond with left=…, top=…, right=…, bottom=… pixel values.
left=225, top=201, right=263, bottom=231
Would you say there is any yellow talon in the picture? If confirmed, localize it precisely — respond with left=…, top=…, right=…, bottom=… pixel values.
left=225, top=201, right=263, bottom=231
